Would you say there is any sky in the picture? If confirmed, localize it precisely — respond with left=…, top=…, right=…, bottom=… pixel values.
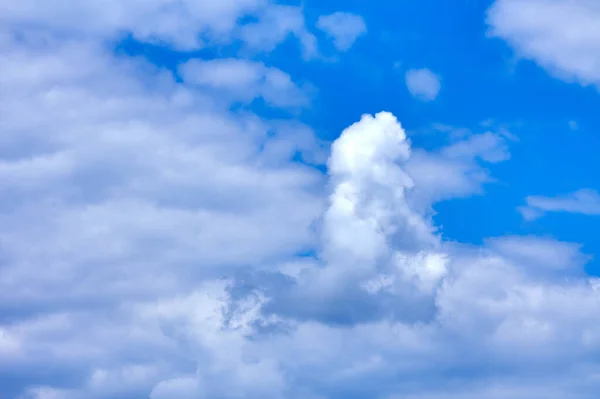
left=2, top=0, right=600, bottom=398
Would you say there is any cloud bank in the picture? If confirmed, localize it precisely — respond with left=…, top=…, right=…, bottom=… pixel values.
left=2, top=1, right=600, bottom=399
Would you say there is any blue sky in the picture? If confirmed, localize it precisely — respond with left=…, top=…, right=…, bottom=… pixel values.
left=3, top=0, right=600, bottom=398
left=118, top=0, right=600, bottom=254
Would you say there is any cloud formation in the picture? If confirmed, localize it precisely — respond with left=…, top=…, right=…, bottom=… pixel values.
left=488, top=0, right=600, bottom=86
left=0, top=0, right=319, bottom=55
left=405, top=68, right=441, bottom=101
left=406, top=130, right=510, bottom=208
left=519, top=189, right=600, bottom=220
left=1, top=0, right=264, bottom=49
left=240, top=4, right=318, bottom=58
left=140, top=113, right=600, bottom=399
left=3, top=2, right=600, bottom=399
left=317, top=12, right=367, bottom=51
left=179, top=58, right=308, bottom=107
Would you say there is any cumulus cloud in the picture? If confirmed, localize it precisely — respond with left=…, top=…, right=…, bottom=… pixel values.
left=519, top=189, right=600, bottom=220
left=136, top=112, right=600, bottom=399
left=405, top=68, right=441, bottom=101
left=316, top=12, right=367, bottom=51
left=3, top=3, right=600, bottom=399
left=487, top=0, right=600, bottom=86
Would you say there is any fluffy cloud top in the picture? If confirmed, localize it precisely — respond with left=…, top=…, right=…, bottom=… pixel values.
left=406, top=130, right=510, bottom=208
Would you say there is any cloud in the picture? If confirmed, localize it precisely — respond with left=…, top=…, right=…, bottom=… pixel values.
left=0, top=0, right=266, bottom=49
left=0, top=22, right=327, bottom=398
left=316, top=12, right=367, bottom=51
left=405, top=68, right=441, bottom=101
left=4, top=4, right=600, bottom=399
left=406, top=130, right=510, bottom=208
left=179, top=58, right=308, bottom=107
left=487, top=0, right=600, bottom=86
left=485, top=235, right=591, bottom=273
left=519, top=189, right=600, bottom=220
left=239, top=4, right=318, bottom=58
left=0, top=0, right=318, bottom=54
left=322, top=112, right=441, bottom=269
left=139, top=112, right=600, bottom=399
left=569, top=120, right=579, bottom=131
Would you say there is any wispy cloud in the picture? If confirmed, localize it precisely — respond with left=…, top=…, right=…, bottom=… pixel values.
left=316, top=11, right=367, bottom=51
left=488, top=0, right=600, bottom=87
left=519, top=189, right=600, bottom=220
left=405, top=68, right=441, bottom=101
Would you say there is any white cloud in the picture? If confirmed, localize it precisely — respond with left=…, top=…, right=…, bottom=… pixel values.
left=322, top=113, right=440, bottom=270
left=239, top=4, right=318, bottom=58
left=485, top=235, right=590, bottom=273
left=0, top=44, right=325, bottom=300
left=405, top=68, right=441, bottom=101
left=316, top=12, right=367, bottom=51
left=134, top=113, right=600, bottom=398
left=0, top=0, right=265, bottom=49
left=179, top=58, right=308, bottom=107
left=0, top=0, right=318, bottom=55
left=519, top=189, right=600, bottom=220
left=4, top=3, right=600, bottom=399
left=487, top=0, right=600, bottom=86
left=0, top=23, right=326, bottom=397
left=406, top=130, right=510, bottom=208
